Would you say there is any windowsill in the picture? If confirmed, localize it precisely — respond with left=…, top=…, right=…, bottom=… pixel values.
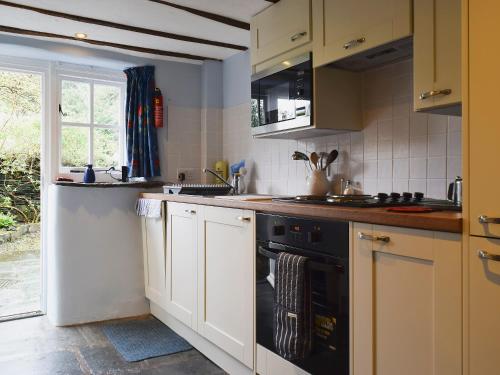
left=52, top=181, right=165, bottom=189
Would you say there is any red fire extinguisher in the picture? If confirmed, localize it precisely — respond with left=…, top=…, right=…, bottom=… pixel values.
left=153, top=88, right=163, bottom=128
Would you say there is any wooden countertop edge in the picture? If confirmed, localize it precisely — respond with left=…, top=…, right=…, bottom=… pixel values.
left=139, top=193, right=463, bottom=233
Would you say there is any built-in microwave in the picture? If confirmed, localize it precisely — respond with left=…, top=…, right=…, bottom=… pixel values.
left=251, top=53, right=312, bottom=137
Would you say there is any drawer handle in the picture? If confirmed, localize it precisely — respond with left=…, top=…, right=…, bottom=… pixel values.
left=478, top=250, right=500, bottom=262
left=358, top=232, right=390, bottom=243
left=343, top=37, right=365, bottom=49
left=291, top=31, right=307, bottom=42
left=479, top=215, right=500, bottom=224
left=419, top=89, right=452, bottom=100
left=237, top=216, right=251, bottom=222
left=184, top=209, right=196, bottom=215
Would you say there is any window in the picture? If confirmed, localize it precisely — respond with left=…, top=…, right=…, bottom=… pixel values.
left=58, top=74, right=125, bottom=172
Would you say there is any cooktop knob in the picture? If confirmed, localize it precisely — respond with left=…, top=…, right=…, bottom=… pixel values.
left=390, top=192, right=401, bottom=200
left=377, top=192, right=389, bottom=201
left=402, top=192, right=413, bottom=201
left=414, top=192, right=424, bottom=200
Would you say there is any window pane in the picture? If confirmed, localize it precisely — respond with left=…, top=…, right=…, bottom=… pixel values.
left=61, top=80, right=90, bottom=123
left=61, top=127, right=89, bottom=167
left=94, top=128, right=119, bottom=168
left=94, top=84, right=120, bottom=126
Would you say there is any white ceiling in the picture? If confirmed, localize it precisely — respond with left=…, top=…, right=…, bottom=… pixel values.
left=0, top=0, right=272, bottom=63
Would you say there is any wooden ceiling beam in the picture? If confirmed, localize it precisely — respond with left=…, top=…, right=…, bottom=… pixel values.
left=0, top=0, right=247, bottom=51
left=147, top=0, right=250, bottom=30
left=0, top=25, right=220, bottom=61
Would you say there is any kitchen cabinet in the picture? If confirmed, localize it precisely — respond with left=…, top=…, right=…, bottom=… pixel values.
left=413, top=0, right=461, bottom=114
left=165, top=202, right=198, bottom=329
left=468, top=236, right=500, bottom=374
left=468, top=0, right=500, bottom=239
left=250, top=0, right=311, bottom=68
left=197, top=206, right=255, bottom=368
left=352, top=223, right=461, bottom=375
left=141, top=202, right=166, bottom=308
left=312, top=0, right=412, bottom=67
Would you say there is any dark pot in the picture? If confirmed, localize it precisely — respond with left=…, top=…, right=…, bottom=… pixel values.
left=83, top=164, right=96, bottom=183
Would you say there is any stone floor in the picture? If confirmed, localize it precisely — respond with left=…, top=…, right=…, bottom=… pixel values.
left=0, top=316, right=226, bottom=375
left=0, top=232, right=41, bottom=318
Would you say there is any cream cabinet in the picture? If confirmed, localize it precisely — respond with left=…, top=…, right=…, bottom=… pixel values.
left=250, top=0, right=311, bottom=67
left=468, top=236, right=500, bottom=374
left=197, top=206, right=255, bottom=368
left=468, top=0, right=500, bottom=239
left=352, top=223, right=462, bottom=375
left=165, top=202, right=198, bottom=329
left=312, top=0, right=412, bottom=67
left=413, top=0, right=461, bottom=114
left=141, top=203, right=167, bottom=308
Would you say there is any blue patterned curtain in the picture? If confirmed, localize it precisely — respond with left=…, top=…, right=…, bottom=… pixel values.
left=124, top=66, right=161, bottom=178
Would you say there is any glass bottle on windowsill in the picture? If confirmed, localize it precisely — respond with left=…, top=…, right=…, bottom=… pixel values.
left=83, top=165, right=96, bottom=183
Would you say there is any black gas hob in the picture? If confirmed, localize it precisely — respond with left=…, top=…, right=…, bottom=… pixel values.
left=272, top=192, right=462, bottom=211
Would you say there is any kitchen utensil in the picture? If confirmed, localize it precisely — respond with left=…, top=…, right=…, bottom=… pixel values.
left=292, top=151, right=313, bottom=172
left=310, top=152, right=319, bottom=170
left=323, top=149, right=339, bottom=170
left=291, top=151, right=309, bottom=161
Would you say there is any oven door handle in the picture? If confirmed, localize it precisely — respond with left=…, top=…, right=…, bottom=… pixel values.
left=257, top=245, right=343, bottom=273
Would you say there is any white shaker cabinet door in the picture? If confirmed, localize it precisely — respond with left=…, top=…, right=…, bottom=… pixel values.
left=352, top=223, right=462, bottom=375
left=197, top=206, right=255, bottom=369
left=165, top=202, right=198, bottom=329
left=142, top=203, right=166, bottom=308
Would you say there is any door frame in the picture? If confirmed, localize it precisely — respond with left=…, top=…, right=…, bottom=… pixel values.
left=0, top=55, right=53, bottom=314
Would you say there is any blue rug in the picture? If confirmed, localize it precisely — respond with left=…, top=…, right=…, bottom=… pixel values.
left=101, top=317, right=192, bottom=362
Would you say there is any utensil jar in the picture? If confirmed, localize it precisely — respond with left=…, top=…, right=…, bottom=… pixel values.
left=306, top=170, right=329, bottom=195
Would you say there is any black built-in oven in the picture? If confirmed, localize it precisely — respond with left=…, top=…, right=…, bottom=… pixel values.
left=251, top=53, right=312, bottom=137
left=256, top=213, right=349, bottom=375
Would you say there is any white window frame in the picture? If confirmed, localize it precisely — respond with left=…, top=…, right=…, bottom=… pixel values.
left=56, top=68, right=126, bottom=174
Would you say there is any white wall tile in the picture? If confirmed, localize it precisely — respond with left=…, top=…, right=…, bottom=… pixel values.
left=221, top=60, right=462, bottom=200
left=428, top=133, right=447, bottom=157
left=410, top=136, right=428, bottom=157
left=393, top=158, right=409, bottom=179
left=427, top=157, right=446, bottom=178
left=410, top=158, right=427, bottom=179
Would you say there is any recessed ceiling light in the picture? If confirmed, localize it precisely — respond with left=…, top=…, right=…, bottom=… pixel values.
left=74, top=33, right=88, bottom=39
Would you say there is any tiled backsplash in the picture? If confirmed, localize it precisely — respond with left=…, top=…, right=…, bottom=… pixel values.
left=222, top=59, right=462, bottom=199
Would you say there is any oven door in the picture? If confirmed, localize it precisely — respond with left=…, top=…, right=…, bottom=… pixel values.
left=256, top=241, right=349, bottom=375
left=251, top=54, right=312, bottom=136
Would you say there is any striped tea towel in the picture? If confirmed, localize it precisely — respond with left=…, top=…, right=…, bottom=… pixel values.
left=273, top=252, right=311, bottom=361
left=136, top=199, right=163, bottom=218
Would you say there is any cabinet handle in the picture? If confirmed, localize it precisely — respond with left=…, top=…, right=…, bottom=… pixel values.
left=479, top=215, right=500, bottom=224
left=184, top=209, right=196, bottom=215
left=478, top=250, right=500, bottom=262
left=358, top=232, right=390, bottom=243
left=419, top=89, right=452, bottom=100
left=290, top=31, right=307, bottom=42
left=237, top=216, right=251, bottom=222
left=343, top=37, right=366, bottom=49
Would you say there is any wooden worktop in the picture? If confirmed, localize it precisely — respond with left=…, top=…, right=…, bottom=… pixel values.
left=140, top=193, right=463, bottom=233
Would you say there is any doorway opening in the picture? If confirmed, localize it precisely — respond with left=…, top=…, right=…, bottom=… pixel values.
left=0, top=68, right=43, bottom=320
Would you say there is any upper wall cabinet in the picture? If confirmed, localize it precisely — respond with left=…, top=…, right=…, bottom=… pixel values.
left=251, top=0, right=311, bottom=68
left=413, top=0, right=461, bottom=114
left=312, top=0, right=413, bottom=68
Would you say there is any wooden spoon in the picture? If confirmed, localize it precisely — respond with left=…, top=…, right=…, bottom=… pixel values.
left=323, top=149, right=339, bottom=170
left=310, top=152, right=319, bottom=170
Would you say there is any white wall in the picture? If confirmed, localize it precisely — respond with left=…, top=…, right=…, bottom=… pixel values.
left=47, top=185, right=161, bottom=326
left=222, top=57, right=462, bottom=199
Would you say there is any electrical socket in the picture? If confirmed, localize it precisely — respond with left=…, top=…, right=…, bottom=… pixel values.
left=177, top=168, right=195, bottom=182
